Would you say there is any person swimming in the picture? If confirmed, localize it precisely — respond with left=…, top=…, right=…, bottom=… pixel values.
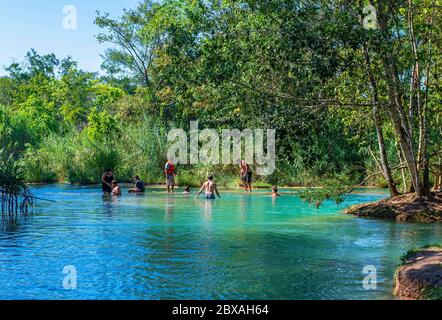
left=271, top=185, right=281, bottom=198
left=111, top=180, right=121, bottom=196
left=195, top=175, right=221, bottom=199
left=182, top=186, right=190, bottom=194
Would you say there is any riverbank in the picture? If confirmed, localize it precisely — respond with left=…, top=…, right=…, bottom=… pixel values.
left=394, top=246, right=442, bottom=300
left=345, top=192, right=442, bottom=222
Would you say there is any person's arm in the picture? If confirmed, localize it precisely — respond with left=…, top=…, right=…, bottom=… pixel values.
left=195, top=184, right=205, bottom=198
left=214, top=184, right=221, bottom=198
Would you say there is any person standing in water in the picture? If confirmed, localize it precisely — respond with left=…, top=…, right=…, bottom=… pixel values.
left=271, top=186, right=281, bottom=198
left=240, top=160, right=253, bottom=192
left=164, top=160, right=176, bottom=192
left=195, top=175, right=221, bottom=199
left=102, top=169, right=114, bottom=193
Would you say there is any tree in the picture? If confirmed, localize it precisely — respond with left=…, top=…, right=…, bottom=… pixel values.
left=95, top=0, right=162, bottom=87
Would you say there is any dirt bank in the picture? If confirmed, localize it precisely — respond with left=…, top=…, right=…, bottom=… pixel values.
left=345, top=192, right=442, bottom=222
left=394, top=246, right=442, bottom=300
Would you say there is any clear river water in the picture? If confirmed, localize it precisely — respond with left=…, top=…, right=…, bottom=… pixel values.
left=0, top=185, right=441, bottom=300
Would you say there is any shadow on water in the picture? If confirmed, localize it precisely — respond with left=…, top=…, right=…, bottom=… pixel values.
left=101, top=193, right=123, bottom=217
left=165, top=194, right=175, bottom=220
left=0, top=213, right=33, bottom=233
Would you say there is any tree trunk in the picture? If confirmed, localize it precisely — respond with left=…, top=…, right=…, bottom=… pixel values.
left=434, top=157, right=442, bottom=191
left=418, top=2, right=435, bottom=198
left=362, top=46, right=399, bottom=196
left=373, top=107, right=400, bottom=196
left=396, top=144, right=408, bottom=192
left=372, top=0, right=423, bottom=198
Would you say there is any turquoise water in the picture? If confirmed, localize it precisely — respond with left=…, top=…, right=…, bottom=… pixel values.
left=0, top=185, right=441, bottom=300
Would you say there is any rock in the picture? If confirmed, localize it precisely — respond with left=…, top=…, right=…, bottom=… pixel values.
left=394, top=247, right=442, bottom=300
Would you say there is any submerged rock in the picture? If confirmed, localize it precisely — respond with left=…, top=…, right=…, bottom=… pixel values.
left=393, top=246, right=442, bottom=300
left=345, top=192, right=442, bottom=222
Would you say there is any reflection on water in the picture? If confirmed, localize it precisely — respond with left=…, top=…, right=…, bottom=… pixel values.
left=0, top=185, right=441, bottom=300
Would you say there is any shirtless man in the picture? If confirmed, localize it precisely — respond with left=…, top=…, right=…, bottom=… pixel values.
left=195, top=175, right=221, bottom=199
left=271, top=185, right=281, bottom=198
left=240, top=160, right=253, bottom=192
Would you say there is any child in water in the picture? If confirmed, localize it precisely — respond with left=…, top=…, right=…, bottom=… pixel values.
left=271, top=186, right=281, bottom=198
left=111, top=180, right=122, bottom=196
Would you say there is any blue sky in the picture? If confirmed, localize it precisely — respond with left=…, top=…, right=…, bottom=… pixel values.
left=0, top=0, right=140, bottom=75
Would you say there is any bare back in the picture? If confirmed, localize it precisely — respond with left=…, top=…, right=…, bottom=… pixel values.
left=204, top=180, right=216, bottom=193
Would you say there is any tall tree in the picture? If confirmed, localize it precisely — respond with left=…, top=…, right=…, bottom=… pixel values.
left=95, top=0, right=162, bottom=86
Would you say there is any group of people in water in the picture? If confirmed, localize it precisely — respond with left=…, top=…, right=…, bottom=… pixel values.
left=101, top=160, right=281, bottom=198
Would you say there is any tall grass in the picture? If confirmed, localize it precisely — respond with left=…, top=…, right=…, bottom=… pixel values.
left=22, top=116, right=168, bottom=184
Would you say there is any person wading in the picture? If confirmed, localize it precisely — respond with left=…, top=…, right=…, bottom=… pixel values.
left=102, top=169, right=115, bottom=194
left=165, top=160, right=177, bottom=192
left=240, top=160, right=253, bottom=192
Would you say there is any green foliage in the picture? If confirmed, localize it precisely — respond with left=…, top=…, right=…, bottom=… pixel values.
left=86, top=108, right=118, bottom=141
left=298, top=174, right=355, bottom=208
left=422, top=287, right=442, bottom=300
left=21, top=132, right=119, bottom=184
left=1, top=0, right=441, bottom=195
left=20, top=115, right=168, bottom=184
left=17, top=95, right=58, bottom=137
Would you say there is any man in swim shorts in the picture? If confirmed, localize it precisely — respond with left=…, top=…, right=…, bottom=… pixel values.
left=195, top=175, right=221, bottom=199
left=240, top=160, right=253, bottom=192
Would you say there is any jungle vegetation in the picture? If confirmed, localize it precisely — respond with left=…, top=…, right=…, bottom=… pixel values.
left=1, top=0, right=441, bottom=204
